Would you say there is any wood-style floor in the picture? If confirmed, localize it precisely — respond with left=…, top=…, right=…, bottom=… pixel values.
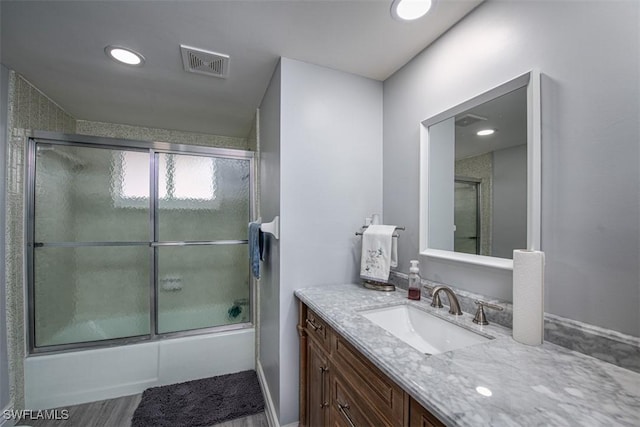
left=18, top=393, right=269, bottom=427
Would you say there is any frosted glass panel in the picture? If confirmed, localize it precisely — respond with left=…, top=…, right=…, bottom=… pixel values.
left=34, top=143, right=149, bottom=242
left=157, top=154, right=250, bottom=241
left=157, top=245, right=250, bottom=334
left=30, top=140, right=253, bottom=350
left=454, top=181, right=479, bottom=255
left=34, top=246, right=150, bottom=347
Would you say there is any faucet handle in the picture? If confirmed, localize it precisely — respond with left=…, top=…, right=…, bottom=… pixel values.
left=473, top=300, right=504, bottom=325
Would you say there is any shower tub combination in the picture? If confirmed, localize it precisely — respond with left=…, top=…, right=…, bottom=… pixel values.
left=24, top=132, right=256, bottom=409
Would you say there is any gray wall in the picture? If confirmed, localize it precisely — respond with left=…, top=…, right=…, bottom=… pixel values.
left=278, top=58, right=383, bottom=425
left=383, top=0, right=639, bottom=336
left=259, top=58, right=383, bottom=425
left=258, top=61, right=282, bottom=422
left=1, top=64, right=10, bottom=412
left=492, top=144, right=527, bottom=258
left=428, top=117, right=455, bottom=251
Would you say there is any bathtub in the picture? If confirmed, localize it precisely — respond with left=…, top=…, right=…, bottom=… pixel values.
left=25, top=308, right=254, bottom=410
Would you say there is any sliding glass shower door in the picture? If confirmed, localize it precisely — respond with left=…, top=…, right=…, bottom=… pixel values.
left=154, top=153, right=251, bottom=334
left=454, top=179, right=481, bottom=255
left=28, top=135, right=253, bottom=353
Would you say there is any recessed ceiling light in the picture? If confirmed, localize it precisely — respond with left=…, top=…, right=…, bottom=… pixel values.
left=477, top=129, right=496, bottom=136
left=391, top=0, right=433, bottom=21
left=105, top=45, right=145, bottom=66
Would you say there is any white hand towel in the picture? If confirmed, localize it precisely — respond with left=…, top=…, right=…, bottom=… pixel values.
left=360, top=225, right=396, bottom=283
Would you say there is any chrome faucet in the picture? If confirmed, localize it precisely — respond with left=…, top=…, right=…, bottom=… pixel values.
left=429, top=286, right=463, bottom=315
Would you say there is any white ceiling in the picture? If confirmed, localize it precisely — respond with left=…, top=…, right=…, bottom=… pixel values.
left=1, top=0, right=482, bottom=138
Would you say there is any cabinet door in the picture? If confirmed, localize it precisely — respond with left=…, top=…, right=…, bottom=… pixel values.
left=409, top=397, right=445, bottom=427
left=333, top=334, right=405, bottom=425
left=330, top=371, right=391, bottom=427
left=308, top=338, right=330, bottom=427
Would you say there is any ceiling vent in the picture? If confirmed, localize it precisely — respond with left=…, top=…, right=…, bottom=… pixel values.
left=180, top=45, right=229, bottom=79
left=455, top=114, right=487, bottom=127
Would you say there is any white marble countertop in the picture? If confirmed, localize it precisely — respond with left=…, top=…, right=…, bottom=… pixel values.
left=295, top=284, right=640, bottom=427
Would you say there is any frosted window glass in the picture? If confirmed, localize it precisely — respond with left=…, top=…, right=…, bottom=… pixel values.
left=173, top=155, right=216, bottom=200
left=120, top=151, right=150, bottom=199
left=158, top=155, right=250, bottom=241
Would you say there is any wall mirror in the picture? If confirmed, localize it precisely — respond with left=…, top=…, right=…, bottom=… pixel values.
left=419, top=71, right=541, bottom=270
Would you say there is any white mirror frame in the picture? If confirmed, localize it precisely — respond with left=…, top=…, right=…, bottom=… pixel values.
left=419, top=70, right=541, bottom=270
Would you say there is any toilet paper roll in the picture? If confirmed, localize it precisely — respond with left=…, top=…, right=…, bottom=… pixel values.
left=512, top=250, right=545, bottom=345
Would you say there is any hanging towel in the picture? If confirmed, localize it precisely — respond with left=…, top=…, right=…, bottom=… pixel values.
left=248, top=222, right=263, bottom=279
left=360, top=225, right=397, bottom=283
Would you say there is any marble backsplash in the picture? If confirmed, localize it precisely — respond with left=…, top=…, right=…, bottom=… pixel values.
left=389, top=271, right=640, bottom=374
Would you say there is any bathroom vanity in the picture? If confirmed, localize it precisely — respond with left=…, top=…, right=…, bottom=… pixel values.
left=298, top=303, right=437, bottom=426
left=295, top=284, right=640, bottom=426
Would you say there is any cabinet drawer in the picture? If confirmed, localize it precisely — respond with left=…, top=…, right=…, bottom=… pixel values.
left=333, top=334, right=405, bottom=424
left=305, top=308, right=330, bottom=350
left=330, top=372, right=391, bottom=427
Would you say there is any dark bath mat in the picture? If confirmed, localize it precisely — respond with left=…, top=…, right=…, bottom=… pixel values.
left=131, top=370, right=265, bottom=427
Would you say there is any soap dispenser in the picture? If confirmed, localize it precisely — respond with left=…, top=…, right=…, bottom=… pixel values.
left=408, top=260, right=421, bottom=300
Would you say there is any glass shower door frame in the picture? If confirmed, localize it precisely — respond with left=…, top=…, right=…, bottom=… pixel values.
left=150, top=149, right=253, bottom=336
left=26, top=131, right=255, bottom=354
left=454, top=177, right=482, bottom=255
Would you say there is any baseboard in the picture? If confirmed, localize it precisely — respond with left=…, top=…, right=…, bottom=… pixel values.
left=1, top=401, right=16, bottom=427
left=256, top=360, right=279, bottom=427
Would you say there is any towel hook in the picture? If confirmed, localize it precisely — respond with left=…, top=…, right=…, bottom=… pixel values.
left=258, top=216, right=279, bottom=240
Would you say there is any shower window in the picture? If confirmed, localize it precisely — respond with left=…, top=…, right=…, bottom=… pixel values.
left=116, top=152, right=219, bottom=209
left=27, top=134, right=254, bottom=353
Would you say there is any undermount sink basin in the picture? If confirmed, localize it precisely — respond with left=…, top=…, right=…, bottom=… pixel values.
left=359, top=304, right=491, bottom=355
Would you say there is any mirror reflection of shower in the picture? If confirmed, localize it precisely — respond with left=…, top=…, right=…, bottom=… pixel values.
left=454, top=178, right=481, bottom=255
left=428, top=86, right=528, bottom=259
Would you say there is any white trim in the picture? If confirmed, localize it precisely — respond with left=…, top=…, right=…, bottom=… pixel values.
left=527, top=69, right=542, bottom=251
left=256, top=359, right=279, bottom=427
left=418, top=124, right=429, bottom=255
left=420, top=71, right=542, bottom=269
left=0, top=401, right=16, bottom=427
left=422, top=248, right=513, bottom=270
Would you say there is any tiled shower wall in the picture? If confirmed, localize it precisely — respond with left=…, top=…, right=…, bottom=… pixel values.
left=5, top=71, right=257, bottom=410
left=5, top=72, right=76, bottom=409
left=76, top=120, right=248, bottom=150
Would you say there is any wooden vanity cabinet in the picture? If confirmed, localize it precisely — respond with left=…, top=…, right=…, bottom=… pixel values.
left=409, top=398, right=445, bottom=427
left=299, top=306, right=331, bottom=426
left=307, top=338, right=330, bottom=426
left=329, top=371, right=390, bottom=427
left=298, top=300, right=444, bottom=427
